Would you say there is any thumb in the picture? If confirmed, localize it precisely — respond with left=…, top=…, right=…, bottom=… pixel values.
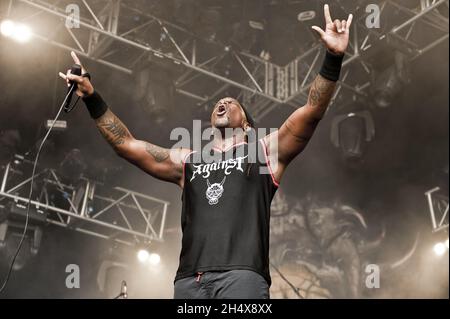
left=311, top=26, right=326, bottom=39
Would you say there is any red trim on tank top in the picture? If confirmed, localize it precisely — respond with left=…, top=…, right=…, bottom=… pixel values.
left=182, top=150, right=197, bottom=181
left=259, top=139, right=280, bottom=187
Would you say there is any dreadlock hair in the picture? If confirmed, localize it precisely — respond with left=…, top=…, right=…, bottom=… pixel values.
left=239, top=103, right=256, bottom=177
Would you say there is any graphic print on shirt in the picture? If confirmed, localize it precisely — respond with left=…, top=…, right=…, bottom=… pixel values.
left=205, top=176, right=226, bottom=205
left=187, top=153, right=248, bottom=205
left=189, top=155, right=248, bottom=182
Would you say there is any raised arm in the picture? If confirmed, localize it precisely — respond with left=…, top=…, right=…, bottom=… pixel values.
left=264, top=4, right=353, bottom=182
left=60, top=52, right=189, bottom=187
left=94, top=108, right=188, bottom=186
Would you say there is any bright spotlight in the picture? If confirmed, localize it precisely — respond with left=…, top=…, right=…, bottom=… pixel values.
left=446, top=239, right=449, bottom=249
left=148, top=253, right=161, bottom=266
left=0, top=20, right=15, bottom=37
left=0, top=20, right=32, bottom=43
left=13, top=24, right=32, bottom=43
left=433, top=242, right=446, bottom=256
left=137, top=249, right=149, bottom=263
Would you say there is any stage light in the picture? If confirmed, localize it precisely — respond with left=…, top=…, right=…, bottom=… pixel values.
left=249, top=20, right=264, bottom=30
left=372, top=52, right=410, bottom=108
left=0, top=20, right=15, bottom=37
left=148, top=253, right=161, bottom=266
left=433, top=242, right=446, bottom=256
left=137, top=249, right=150, bottom=263
left=0, top=20, right=32, bottom=43
left=330, top=110, right=375, bottom=162
left=13, top=24, right=32, bottom=43
left=297, top=11, right=316, bottom=22
left=133, top=63, right=174, bottom=125
left=446, top=239, right=449, bottom=249
left=373, top=67, right=403, bottom=108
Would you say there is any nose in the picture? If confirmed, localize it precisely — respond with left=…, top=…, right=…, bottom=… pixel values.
left=216, top=102, right=227, bottom=112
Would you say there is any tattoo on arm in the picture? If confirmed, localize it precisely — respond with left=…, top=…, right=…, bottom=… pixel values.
left=96, top=110, right=170, bottom=164
left=96, top=110, right=131, bottom=148
left=277, top=75, right=337, bottom=164
left=145, top=143, right=169, bottom=163
left=307, top=74, right=336, bottom=111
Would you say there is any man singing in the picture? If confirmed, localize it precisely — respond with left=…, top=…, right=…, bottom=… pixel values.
left=59, top=4, right=352, bottom=299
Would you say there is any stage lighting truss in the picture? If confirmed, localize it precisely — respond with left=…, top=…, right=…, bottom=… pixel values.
left=425, top=187, right=449, bottom=234
left=2, top=0, right=449, bottom=122
left=0, top=161, right=169, bottom=246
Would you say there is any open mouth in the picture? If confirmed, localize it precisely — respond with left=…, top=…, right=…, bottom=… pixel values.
left=216, top=105, right=227, bottom=116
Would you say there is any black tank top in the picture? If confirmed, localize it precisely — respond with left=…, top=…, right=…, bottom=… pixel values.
left=175, top=140, right=278, bottom=285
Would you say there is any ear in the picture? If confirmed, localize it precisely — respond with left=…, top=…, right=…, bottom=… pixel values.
left=242, top=119, right=251, bottom=132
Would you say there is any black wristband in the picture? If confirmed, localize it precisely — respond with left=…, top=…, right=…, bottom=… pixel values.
left=82, top=91, right=108, bottom=119
left=319, top=50, right=344, bottom=82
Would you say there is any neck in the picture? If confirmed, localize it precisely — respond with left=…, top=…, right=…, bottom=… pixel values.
left=213, top=128, right=246, bottom=151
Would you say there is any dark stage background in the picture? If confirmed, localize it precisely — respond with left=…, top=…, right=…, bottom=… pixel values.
left=0, top=0, right=448, bottom=298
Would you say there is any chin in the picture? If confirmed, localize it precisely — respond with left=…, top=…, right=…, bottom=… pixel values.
left=214, top=118, right=230, bottom=128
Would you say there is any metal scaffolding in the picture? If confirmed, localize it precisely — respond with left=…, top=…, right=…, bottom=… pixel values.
left=425, top=187, right=449, bottom=233
left=2, top=0, right=449, bottom=121
left=0, top=162, right=169, bottom=246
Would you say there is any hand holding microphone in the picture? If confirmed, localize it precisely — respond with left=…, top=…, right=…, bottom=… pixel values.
left=58, top=51, right=94, bottom=97
left=60, top=51, right=108, bottom=119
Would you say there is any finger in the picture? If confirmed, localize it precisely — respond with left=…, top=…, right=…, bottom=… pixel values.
left=59, top=71, right=70, bottom=87
left=66, top=73, right=84, bottom=84
left=71, top=51, right=81, bottom=65
left=71, top=51, right=88, bottom=73
left=65, top=69, right=72, bottom=86
left=324, top=4, right=332, bottom=24
left=334, top=19, right=342, bottom=33
left=346, top=14, right=353, bottom=31
left=341, top=20, right=347, bottom=32
left=311, top=26, right=326, bottom=38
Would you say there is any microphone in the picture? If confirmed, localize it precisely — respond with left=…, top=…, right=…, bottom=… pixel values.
left=113, top=280, right=128, bottom=299
left=63, top=64, right=82, bottom=113
left=120, top=280, right=128, bottom=299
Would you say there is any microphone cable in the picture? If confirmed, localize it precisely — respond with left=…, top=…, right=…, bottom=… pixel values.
left=0, top=83, right=78, bottom=294
left=269, top=261, right=303, bottom=299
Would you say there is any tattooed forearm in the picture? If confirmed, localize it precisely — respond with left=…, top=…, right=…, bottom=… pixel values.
left=145, top=142, right=169, bottom=162
left=96, top=109, right=132, bottom=148
left=276, top=73, right=338, bottom=165
left=307, top=74, right=336, bottom=112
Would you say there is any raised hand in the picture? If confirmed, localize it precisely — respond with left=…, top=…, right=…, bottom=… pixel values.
left=311, top=4, right=353, bottom=55
left=58, top=51, right=94, bottom=97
